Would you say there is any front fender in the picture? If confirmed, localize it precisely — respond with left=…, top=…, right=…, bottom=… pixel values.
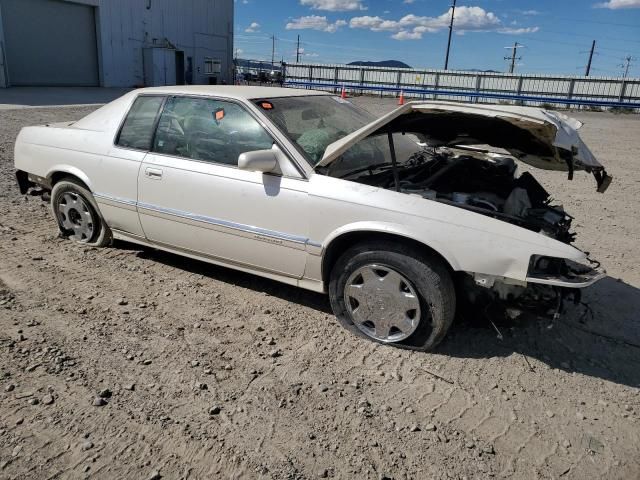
left=318, top=220, right=462, bottom=271
left=316, top=217, right=588, bottom=284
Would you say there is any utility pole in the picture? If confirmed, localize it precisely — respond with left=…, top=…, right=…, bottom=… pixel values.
left=621, top=55, right=633, bottom=78
left=504, top=42, right=524, bottom=74
left=444, top=0, right=456, bottom=70
left=271, top=35, right=275, bottom=70
left=296, top=35, right=301, bottom=63
left=585, top=40, right=596, bottom=77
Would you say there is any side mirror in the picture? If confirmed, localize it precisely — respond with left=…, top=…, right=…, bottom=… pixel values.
left=238, top=149, right=278, bottom=173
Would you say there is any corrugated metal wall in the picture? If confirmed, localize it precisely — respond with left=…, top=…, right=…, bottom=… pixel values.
left=97, top=0, right=233, bottom=87
left=285, top=62, right=640, bottom=109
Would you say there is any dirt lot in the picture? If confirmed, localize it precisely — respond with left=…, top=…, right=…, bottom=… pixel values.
left=1, top=98, right=639, bottom=480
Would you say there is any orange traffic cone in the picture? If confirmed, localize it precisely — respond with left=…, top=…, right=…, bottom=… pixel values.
left=340, top=85, right=347, bottom=99
left=398, top=90, right=405, bottom=105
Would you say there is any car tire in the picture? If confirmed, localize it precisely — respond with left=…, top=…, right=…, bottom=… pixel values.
left=50, top=179, right=112, bottom=247
left=329, top=241, right=456, bottom=351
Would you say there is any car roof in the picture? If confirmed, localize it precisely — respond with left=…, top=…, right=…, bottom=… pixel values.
left=132, top=85, right=332, bottom=100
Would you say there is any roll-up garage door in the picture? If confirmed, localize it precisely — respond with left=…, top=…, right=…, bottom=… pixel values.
left=0, top=0, right=99, bottom=86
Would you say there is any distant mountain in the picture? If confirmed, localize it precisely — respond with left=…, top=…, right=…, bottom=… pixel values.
left=348, top=60, right=413, bottom=69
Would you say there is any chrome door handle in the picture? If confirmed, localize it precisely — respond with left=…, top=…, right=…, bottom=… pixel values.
left=145, top=167, right=163, bottom=179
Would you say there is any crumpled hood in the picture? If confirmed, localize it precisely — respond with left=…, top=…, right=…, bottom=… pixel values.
left=317, top=101, right=607, bottom=182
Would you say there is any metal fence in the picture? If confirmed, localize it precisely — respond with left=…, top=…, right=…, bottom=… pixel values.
left=283, top=62, right=640, bottom=110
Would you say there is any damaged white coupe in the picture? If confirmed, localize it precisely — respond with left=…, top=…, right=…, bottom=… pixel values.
left=14, top=87, right=611, bottom=350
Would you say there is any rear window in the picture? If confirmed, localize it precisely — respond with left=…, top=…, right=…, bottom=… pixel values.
left=116, top=96, right=164, bottom=150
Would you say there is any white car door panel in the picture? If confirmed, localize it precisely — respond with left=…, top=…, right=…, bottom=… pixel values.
left=138, top=155, right=309, bottom=277
left=136, top=95, right=310, bottom=278
left=93, top=147, right=147, bottom=237
left=93, top=94, right=166, bottom=237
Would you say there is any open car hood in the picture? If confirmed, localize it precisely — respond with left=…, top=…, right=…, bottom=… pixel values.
left=317, top=101, right=611, bottom=191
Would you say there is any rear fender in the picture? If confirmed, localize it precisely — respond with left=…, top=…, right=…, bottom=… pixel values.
left=46, top=165, right=94, bottom=191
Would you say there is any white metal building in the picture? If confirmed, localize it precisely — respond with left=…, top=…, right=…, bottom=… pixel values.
left=0, top=0, right=234, bottom=88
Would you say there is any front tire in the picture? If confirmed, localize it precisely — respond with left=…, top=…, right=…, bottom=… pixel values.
left=329, top=241, right=456, bottom=351
left=51, top=180, right=112, bottom=247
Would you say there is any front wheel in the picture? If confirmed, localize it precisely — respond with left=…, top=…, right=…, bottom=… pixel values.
left=51, top=179, right=112, bottom=247
left=329, top=241, right=456, bottom=351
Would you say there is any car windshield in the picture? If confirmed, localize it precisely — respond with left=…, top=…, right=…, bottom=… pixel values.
left=258, top=95, right=425, bottom=178
left=257, top=95, right=373, bottom=164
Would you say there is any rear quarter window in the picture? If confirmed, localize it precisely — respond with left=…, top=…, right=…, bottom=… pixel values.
left=116, top=96, right=165, bottom=150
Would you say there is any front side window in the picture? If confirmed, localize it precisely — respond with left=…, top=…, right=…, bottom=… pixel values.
left=153, top=96, right=273, bottom=166
left=116, top=95, right=164, bottom=150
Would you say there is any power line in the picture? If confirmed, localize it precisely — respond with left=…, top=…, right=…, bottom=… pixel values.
left=553, top=16, right=640, bottom=29
left=510, top=35, right=639, bottom=58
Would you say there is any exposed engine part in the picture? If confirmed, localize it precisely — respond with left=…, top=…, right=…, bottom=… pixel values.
left=504, top=188, right=531, bottom=217
left=458, top=272, right=582, bottom=325
left=353, top=150, right=577, bottom=244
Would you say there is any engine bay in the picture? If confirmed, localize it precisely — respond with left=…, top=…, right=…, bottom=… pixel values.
left=350, top=148, right=576, bottom=244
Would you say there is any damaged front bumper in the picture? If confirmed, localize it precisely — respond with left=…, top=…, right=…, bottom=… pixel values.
left=465, top=256, right=604, bottom=322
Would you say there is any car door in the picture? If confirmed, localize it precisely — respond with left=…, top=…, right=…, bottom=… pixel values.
left=93, top=94, right=166, bottom=238
left=137, top=95, right=310, bottom=279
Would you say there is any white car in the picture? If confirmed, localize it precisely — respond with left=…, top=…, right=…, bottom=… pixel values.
left=14, top=86, right=611, bottom=351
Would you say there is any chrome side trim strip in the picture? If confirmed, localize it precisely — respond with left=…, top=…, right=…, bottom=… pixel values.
left=93, top=192, right=323, bottom=251
left=94, top=192, right=138, bottom=207
left=150, top=238, right=300, bottom=279
left=137, top=201, right=309, bottom=246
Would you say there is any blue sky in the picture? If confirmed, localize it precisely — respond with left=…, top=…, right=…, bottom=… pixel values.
left=234, top=0, right=640, bottom=77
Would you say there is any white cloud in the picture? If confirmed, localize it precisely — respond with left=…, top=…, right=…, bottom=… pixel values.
left=392, top=30, right=422, bottom=40
left=245, top=22, right=260, bottom=33
left=498, top=26, right=539, bottom=34
left=297, top=48, right=320, bottom=58
left=300, top=0, right=366, bottom=11
left=286, top=15, right=347, bottom=33
left=351, top=6, right=538, bottom=40
left=595, top=0, right=640, bottom=8
left=403, top=0, right=416, bottom=4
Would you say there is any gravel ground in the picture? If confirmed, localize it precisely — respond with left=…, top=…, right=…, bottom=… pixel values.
left=0, top=99, right=639, bottom=480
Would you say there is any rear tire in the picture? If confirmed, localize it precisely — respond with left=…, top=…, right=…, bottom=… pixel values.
left=329, top=241, right=456, bottom=351
left=51, top=179, right=112, bottom=247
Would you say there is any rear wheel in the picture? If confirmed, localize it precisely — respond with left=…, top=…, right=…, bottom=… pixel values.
left=51, top=180, right=112, bottom=247
left=329, top=241, right=456, bottom=351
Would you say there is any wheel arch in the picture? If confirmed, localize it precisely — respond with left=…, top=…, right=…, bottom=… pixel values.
left=320, top=225, right=460, bottom=286
left=48, top=166, right=93, bottom=192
